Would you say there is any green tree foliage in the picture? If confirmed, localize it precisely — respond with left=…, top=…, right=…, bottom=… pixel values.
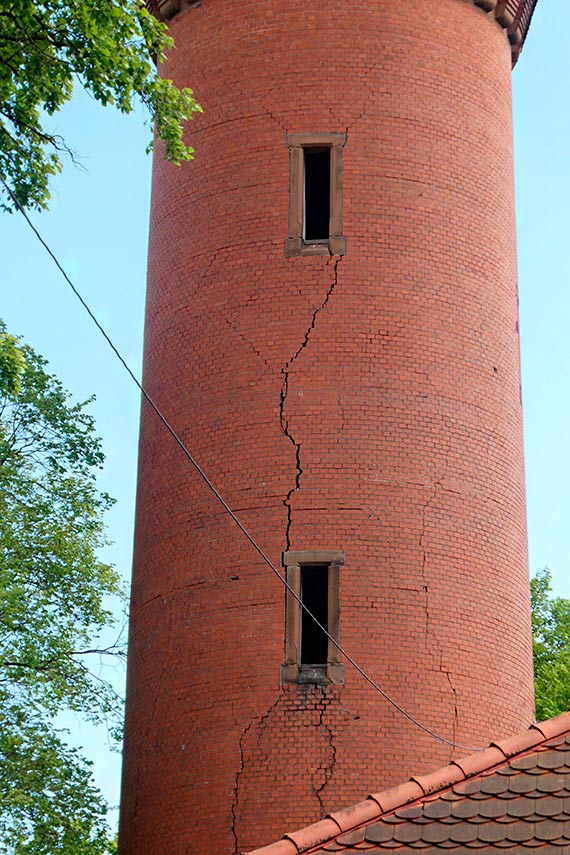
left=0, top=0, right=201, bottom=211
left=531, top=568, right=570, bottom=721
left=0, top=323, right=123, bottom=854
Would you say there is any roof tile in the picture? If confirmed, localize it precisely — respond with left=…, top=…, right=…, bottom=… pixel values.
left=494, top=814, right=515, bottom=825
left=537, top=773, right=566, bottom=793
left=477, top=822, right=508, bottom=843
left=363, top=823, right=395, bottom=844
left=328, top=799, right=382, bottom=833
left=422, top=799, right=452, bottom=820
left=510, top=753, right=541, bottom=771
left=508, top=774, right=540, bottom=794
left=336, top=829, right=366, bottom=846
left=522, top=837, right=545, bottom=848
left=537, top=751, right=566, bottom=770
left=491, top=728, right=544, bottom=759
left=393, top=823, right=423, bottom=844
left=555, top=765, right=570, bottom=777
left=453, top=747, right=506, bottom=779
left=448, top=824, right=479, bottom=843
left=452, top=778, right=484, bottom=797
left=246, top=714, right=570, bottom=855
left=536, top=819, right=566, bottom=841
left=450, top=799, right=484, bottom=820
left=369, top=782, right=424, bottom=815
left=394, top=805, right=424, bottom=821
left=495, top=766, right=518, bottom=777
left=246, top=840, right=299, bottom=855
left=411, top=764, right=465, bottom=796
left=536, top=796, right=564, bottom=817
left=285, top=820, right=341, bottom=852
left=446, top=848, right=480, bottom=854
left=439, top=790, right=464, bottom=803
left=531, top=712, right=570, bottom=741
left=506, top=820, right=534, bottom=841
left=479, top=776, right=509, bottom=796
left=422, top=823, right=451, bottom=844
left=383, top=815, right=406, bottom=826
left=506, top=797, right=536, bottom=818
left=545, top=736, right=569, bottom=748
left=478, top=799, right=507, bottom=820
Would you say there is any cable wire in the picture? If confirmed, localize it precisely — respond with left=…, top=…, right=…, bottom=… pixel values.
left=2, top=175, right=483, bottom=753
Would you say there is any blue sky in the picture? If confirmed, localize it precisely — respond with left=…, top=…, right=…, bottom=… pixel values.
left=0, top=0, right=567, bottom=827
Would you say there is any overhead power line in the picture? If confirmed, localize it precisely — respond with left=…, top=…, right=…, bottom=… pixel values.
left=2, top=175, right=482, bottom=753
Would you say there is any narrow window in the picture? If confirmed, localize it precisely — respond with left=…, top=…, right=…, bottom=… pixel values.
left=303, top=149, right=331, bottom=242
left=300, top=564, right=329, bottom=664
left=285, top=133, right=346, bottom=258
left=281, top=550, right=345, bottom=685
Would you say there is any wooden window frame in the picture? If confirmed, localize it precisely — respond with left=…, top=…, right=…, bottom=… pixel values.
left=281, top=549, right=345, bottom=685
left=284, top=133, right=347, bottom=258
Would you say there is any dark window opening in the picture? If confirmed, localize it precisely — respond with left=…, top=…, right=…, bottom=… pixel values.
left=285, top=133, right=346, bottom=258
left=300, top=564, right=329, bottom=665
left=281, top=549, right=344, bottom=685
left=304, top=148, right=331, bottom=241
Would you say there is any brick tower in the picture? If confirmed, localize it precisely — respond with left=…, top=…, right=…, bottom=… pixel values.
left=119, top=2, right=538, bottom=854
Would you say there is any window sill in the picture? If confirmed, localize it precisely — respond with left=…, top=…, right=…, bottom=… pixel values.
left=284, top=236, right=346, bottom=258
left=280, top=662, right=345, bottom=686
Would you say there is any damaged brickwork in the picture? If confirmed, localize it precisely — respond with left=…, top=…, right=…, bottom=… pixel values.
left=417, top=418, right=459, bottom=758
left=280, top=257, right=341, bottom=550
left=119, top=2, right=536, bottom=855
left=233, top=687, right=350, bottom=854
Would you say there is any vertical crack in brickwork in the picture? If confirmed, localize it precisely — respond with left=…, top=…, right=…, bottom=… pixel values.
left=146, top=600, right=174, bottom=745
left=231, top=693, right=283, bottom=855
left=418, top=423, right=458, bottom=757
left=311, top=689, right=338, bottom=819
left=419, top=483, right=445, bottom=646
left=337, top=391, right=345, bottom=434
left=445, top=670, right=459, bottom=757
left=129, top=600, right=173, bottom=824
left=280, top=258, right=341, bottom=549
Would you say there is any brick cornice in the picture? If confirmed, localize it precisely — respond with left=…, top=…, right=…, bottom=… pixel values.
left=145, top=0, right=538, bottom=66
left=475, top=0, right=539, bottom=63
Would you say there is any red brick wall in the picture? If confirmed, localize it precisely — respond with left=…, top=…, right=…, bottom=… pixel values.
left=119, top=1, right=535, bottom=853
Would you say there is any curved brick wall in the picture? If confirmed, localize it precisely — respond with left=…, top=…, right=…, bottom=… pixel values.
left=119, top=2, right=535, bottom=853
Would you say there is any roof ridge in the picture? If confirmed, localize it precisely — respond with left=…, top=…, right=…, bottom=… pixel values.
left=244, top=711, right=570, bottom=855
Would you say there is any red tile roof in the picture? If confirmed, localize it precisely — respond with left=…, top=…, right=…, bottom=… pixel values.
left=245, top=712, right=570, bottom=855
